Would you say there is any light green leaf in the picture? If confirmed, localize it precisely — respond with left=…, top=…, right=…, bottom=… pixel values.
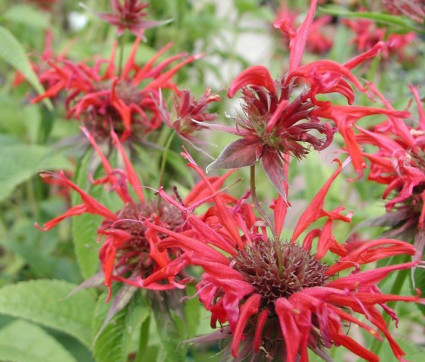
left=0, top=320, right=77, bottom=362
left=319, top=6, right=425, bottom=34
left=0, top=280, right=95, bottom=348
left=3, top=5, right=50, bottom=29
left=0, top=26, right=52, bottom=109
left=0, top=143, right=73, bottom=202
left=71, top=149, right=101, bottom=279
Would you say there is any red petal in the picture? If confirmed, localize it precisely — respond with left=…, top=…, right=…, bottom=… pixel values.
left=110, top=130, right=145, bottom=202
left=231, top=294, right=261, bottom=357
left=35, top=204, right=87, bottom=231
left=227, top=65, right=275, bottom=98
left=287, top=0, right=318, bottom=71
left=291, top=160, right=342, bottom=243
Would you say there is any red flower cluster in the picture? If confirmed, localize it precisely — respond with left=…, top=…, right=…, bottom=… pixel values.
left=356, top=85, right=425, bottom=239
left=383, top=0, right=425, bottom=24
left=142, top=155, right=422, bottom=361
left=274, top=4, right=333, bottom=55
left=344, top=17, right=416, bottom=61
left=207, top=48, right=406, bottom=197
left=32, top=38, right=201, bottom=141
left=34, top=128, right=231, bottom=300
left=158, top=87, right=220, bottom=145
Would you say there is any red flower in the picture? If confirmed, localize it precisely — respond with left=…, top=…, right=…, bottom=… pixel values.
left=383, top=0, right=425, bottom=24
left=143, top=157, right=422, bottom=361
left=206, top=41, right=404, bottom=196
left=158, top=87, right=220, bottom=145
left=356, top=85, right=425, bottom=242
left=32, top=38, right=201, bottom=141
left=34, top=128, right=232, bottom=301
left=204, top=1, right=408, bottom=198
left=83, top=0, right=169, bottom=38
left=274, top=5, right=333, bottom=55
left=344, top=17, right=415, bottom=61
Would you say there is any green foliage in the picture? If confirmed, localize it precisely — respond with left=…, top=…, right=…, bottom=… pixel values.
left=0, top=320, right=77, bottom=362
left=0, top=280, right=95, bottom=348
left=0, top=142, right=72, bottom=202
left=71, top=149, right=102, bottom=279
left=2, top=4, right=50, bottom=30
left=0, top=26, right=52, bottom=109
left=319, top=6, right=425, bottom=34
left=413, top=266, right=425, bottom=316
left=92, top=290, right=150, bottom=362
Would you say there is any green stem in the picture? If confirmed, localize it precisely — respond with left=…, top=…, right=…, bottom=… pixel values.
left=250, top=165, right=277, bottom=240
left=26, top=180, right=39, bottom=221
left=370, top=258, right=409, bottom=356
left=117, top=32, right=127, bottom=77
left=158, top=132, right=176, bottom=191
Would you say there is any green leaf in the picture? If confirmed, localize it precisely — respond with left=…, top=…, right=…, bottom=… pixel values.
left=319, top=6, right=425, bottom=34
left=413, top=266, right=425, bottom=316
left=0, top=320, right=77, bottom=362
left=92, top=290, right=150, bottom=362
left=71, top=150, right=101, bottom=279
left=0, top=26, right=52, bottom=109
left=0, top=280, right=96, bottom=348
left=3, top=5, right=50, bottom=29
left=0, top=143, right=73, bottom=202
left=150, top=289, right=189, bottom=361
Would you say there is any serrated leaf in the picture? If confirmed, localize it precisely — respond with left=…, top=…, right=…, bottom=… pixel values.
left=0, top=280, right=95, bottom=348
left=150, top=289, right=189, bottom=361
left=0, top=320, right=77, bottom=362
left=0, top=26, right=52, bottom=109
left=94, top=285, right=137, bottom=342
left=92, top=290, right=150, bottom=362
left=0, top=143, right=73, bottom=202
left=72, top=150, right=101, bottom=279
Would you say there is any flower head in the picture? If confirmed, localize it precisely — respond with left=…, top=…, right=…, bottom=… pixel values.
left=32, top=39, right=201, bottom=141
left=34, top=128, right=230, bottom=300
left=356, top=85, right=425, bottom=245
left=159, top=87, right=220, bottom=144
left=143, top=156, right=422, bottom=361
left=205, top=0, right=407, bottom=198
left=274, top=5, right=333, bottom=55
left=382, top=0, right=425, bottom=24
left=344, top=17, right=416, bottom=61
left=84, top=0, right=169, bottom=38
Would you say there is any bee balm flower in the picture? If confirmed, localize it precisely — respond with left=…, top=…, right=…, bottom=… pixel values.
left=144, top=157, right=423, bottom=361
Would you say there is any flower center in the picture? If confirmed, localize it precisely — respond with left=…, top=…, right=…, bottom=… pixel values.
left=101, top=200, right=182, bottom=278
left=113, top=200, right=182, bottom=245
left=233, top=239, right=328, bottom=310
